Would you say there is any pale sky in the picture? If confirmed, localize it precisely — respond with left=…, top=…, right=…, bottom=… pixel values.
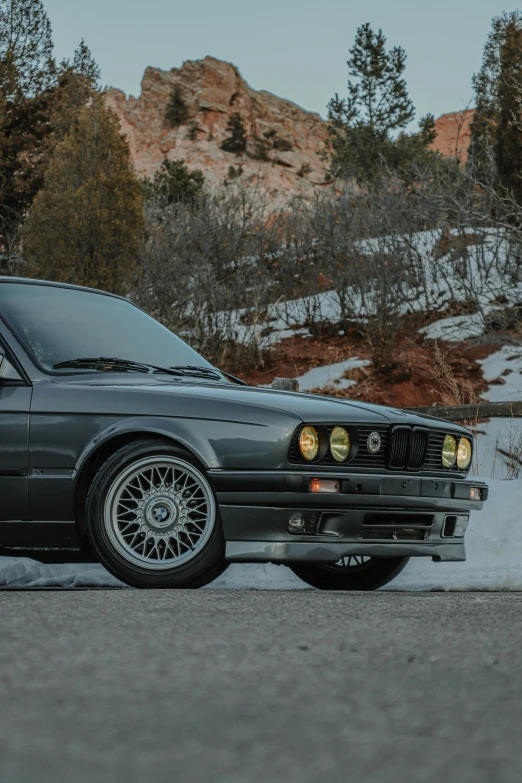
left=44, top=0, right=514, bottom=128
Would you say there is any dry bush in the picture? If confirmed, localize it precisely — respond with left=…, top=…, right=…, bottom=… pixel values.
left=136, top=156, right=522, bottom=379
left=497, top=422, right=522, bottom=479
left=430, top=341, right=477, bottom=407
left=136, top=182, right=279, bottom=370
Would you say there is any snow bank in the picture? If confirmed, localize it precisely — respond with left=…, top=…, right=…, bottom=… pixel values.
left=297, top=357, right=370, bottom=391
left=0, top=558, right=124, bottom=589
left=469, top=347, right=522, bottom=479
left=223, top=226, right=522, bottom=349
left=391, top=478, right=522, bottom=591
left=0, top=478, right=519, bottom=591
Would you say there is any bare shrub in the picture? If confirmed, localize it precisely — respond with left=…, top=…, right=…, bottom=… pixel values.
left=136, top=151, right=522, bottom=380
left=136, top=182, right=278, bottom=371
left=430, top=341, right=477, bottom=407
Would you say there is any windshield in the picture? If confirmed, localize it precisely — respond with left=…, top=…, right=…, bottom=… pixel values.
left=0, top=283, right=213, bottom=374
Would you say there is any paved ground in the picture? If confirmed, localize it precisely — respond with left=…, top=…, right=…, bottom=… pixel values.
left=1, top=591, right=522, bottom=783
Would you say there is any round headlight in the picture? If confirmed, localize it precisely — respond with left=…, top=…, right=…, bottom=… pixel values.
left=330, top=426, right=350, bottom=463
left=457, top=437, right=472, bottom=470
left=442, top=434, right=457, bottom=469
left=299, top=426, right=319, bottom=461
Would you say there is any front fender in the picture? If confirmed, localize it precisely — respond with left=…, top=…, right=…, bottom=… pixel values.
left=74, top=415, right=222, bottom=474
left=73, top=414, right=297, bottom=474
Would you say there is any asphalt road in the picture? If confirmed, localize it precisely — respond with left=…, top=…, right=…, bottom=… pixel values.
left=1, top=590, right=521, bottom=783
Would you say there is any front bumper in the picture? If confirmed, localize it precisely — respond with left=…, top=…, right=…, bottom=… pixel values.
left=209, top=470, right=488, bottom=564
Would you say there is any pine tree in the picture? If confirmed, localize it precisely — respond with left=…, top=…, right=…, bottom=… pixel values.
left=330, top=23, right=414, bottom=137
left=23, top=96, right=144, bottom=293
left=0, top=0, right=54, bottom=97
left=165, top=85, right=188, bottom=127
left=220, top=112, right=247, bottom=154
left=326, top=23, right=434, bottom=182
left=143, top=159, right=204, bottom=206
left=469, top=11, right=522, bottom=188
left=50, top=39, right=101, bottom=145
left=495, top=21, right=522, bottom=201
left=0, top=0, right=55, bottom=265
left=70, top=38, right=101, bottom=85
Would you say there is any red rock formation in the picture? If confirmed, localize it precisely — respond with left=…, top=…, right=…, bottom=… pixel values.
left=105, top=57, right=330, bottom=205
left=430, top=109, right=475, bottom=163
left=106, top=56, right=477, bottom=196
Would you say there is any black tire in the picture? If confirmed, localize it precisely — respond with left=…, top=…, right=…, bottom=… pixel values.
left=85, top=439, right=228, bottom=589
left=289, top=556, right=410, bottom=591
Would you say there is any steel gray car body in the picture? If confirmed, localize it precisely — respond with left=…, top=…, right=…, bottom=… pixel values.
left=0, top=277, right=487, bottom=570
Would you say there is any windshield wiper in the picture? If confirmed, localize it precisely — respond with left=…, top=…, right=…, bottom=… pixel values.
left=215, top=369, right=247, bottom=386
left=168, top=365, right=247, bottom=385
left=53, top=357, right=184, bottom=377
left=169, top=365, right=224, bottom=381
left=53, top=358, right=247, bottom=385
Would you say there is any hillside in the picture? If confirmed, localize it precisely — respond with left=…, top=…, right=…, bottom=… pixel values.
left=106, top=56, right=476, bottom=200
left=105, top=56, right=330, bottom=204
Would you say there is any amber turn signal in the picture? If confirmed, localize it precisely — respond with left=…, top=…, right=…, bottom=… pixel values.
left=310, top=478, right=340, bottom=494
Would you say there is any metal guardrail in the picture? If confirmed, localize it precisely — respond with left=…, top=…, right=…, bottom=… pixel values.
left=272, top=377, right=522, bottom=422
left=408, top=402, right=522, bottom=421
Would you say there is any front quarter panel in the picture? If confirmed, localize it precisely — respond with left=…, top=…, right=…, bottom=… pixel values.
left=29, top=382, right=301, bottom=472
left=27, top=381, right=302, bottom=523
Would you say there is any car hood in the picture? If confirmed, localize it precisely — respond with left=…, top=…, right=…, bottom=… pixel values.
left=52, top=374, right=465, bottom=431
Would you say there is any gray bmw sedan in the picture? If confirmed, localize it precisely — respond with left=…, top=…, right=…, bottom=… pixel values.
left=0, top=278, right=487, bottom=589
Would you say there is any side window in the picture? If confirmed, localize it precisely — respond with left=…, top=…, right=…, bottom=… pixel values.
left=0, top=350, right=23, bottom=382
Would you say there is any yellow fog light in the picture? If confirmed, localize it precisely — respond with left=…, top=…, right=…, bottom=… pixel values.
left=442, top=434, right=457, bottom=469
left=299, top=426, right=319, bottom=461
left=330, top=426, right=350, bottom=463
left=457, top=437, right=472, bottom=470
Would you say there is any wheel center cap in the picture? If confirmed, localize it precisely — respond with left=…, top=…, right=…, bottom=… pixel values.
left=145, top=497, right=179, bottom=530
left=154, top=505, right=170, bottom=523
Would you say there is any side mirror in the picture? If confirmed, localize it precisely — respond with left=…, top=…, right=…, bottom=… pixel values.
left=271, top=377, right=299, bottom=392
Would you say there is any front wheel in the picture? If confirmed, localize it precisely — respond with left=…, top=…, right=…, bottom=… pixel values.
left=289, top=556, right=410, bottom=591
left=85, top=439, right=228, bottom=589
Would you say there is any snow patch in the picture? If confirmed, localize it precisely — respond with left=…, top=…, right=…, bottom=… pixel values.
left=0, top=558, right=124, bottom=589
left=422, top=312, right=485, bottom=342
left=297, top=357, right=370, bottom=392
left=391, top=478, right=522, bottom=591
left=468, top=348, right=522, bottom=479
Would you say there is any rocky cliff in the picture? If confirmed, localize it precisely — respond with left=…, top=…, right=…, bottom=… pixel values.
left=105, top=56, right=330, bottom=204
left=430, top=109, right=474, bottom=163
left=106, top=56, right=475, bottom=199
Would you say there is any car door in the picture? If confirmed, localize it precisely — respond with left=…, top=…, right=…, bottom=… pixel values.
left=0, top=344, right=31, bottom=520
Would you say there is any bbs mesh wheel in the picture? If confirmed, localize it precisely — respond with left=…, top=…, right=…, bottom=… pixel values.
left=86, top=439, right=228, bottom=589
left=289, top=556, right=409, bottom=591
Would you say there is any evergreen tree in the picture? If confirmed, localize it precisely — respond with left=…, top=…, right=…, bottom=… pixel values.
left=23, top=96, right=144, bottom=293
left=469, top=11, right=522, bottom=188
left=330, top=23, right=414, bottom=136
left=143, top=158, right=204, bottom=206
left=0, top=0, right=55, bottom=265
left=495, top=21, right=522, bottom=201
left=165, top=85, right=188, bottom=127
left=327, top=23, right=435, bottom=182
left=0, top=0, right=54, bottom=97
left=50, top=39, right=101, bottom=145
left=70, top=38, right=101, bottom=84
left=471, top=12, right=522, bottom=126
left=220, top=112, right=247, bottom=154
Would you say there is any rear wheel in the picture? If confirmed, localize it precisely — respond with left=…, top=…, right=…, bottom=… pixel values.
left=85, top=439, right=228, bottom=589
left=289, top=556, right=409, bottom=591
